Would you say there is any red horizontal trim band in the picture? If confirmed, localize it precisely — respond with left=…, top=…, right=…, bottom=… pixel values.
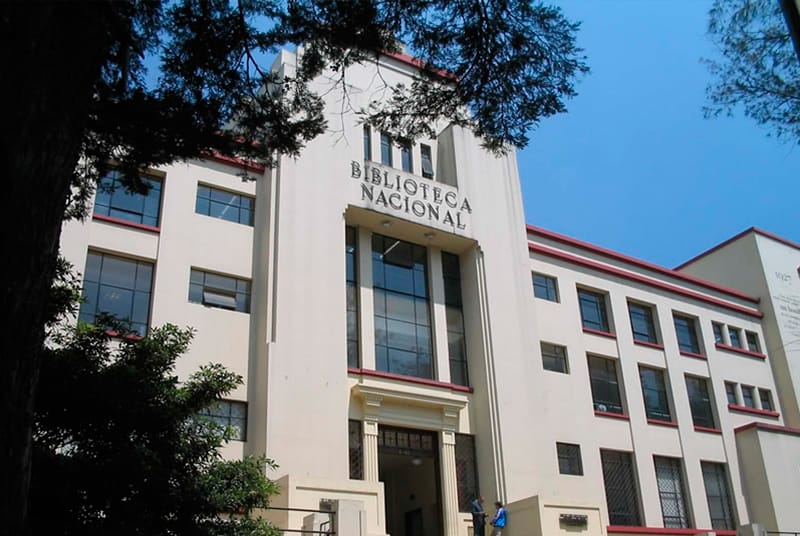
left=608, top=525, right=735, bottom=535
left=714, top=343, right=766, bottom=359
left=203, top=151, right=266, bottom=173
left=679, top=350, right=707, bottom=360
left=527, top=225, right=760, bottom=303
left=594, top=410, right=630, bottom=420
left=531, top=244, right=763, bottom=319
left=583, top=327, right=617, bottom=339
left=382, top=51, right=457, bottom=80
left=647, top=418, right=678, bottom=428
left=734, top=422, right=800, bottom=436
left=728, top=404, right=779, bottom=418
left=694, top=425, right=722, bottom=434
left=348, top=367, right=473, bottom=393
left=93, top=214, right=160, bottom=233
left=675, top=226, right=800, bottom=270
left=634, top=339, right=664, bottom=350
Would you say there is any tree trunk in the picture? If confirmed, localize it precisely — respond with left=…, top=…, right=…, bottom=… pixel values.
left=0, top=4, right=112, bottom=533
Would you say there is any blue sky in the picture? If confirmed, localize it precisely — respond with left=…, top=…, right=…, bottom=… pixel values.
left=516, top=0, right=799, bottom=268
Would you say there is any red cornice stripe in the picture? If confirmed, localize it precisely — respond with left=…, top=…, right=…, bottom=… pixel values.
left=530, top=244, right=763, bottom=319
left=381, top=51, right=457, bottom=81
left=675, top=226, right=800, bottom=270
left=728, top=404, right=780, bottom=418
left=203, top=151, right=266, bottom=173
left=348, top=367, right=473, bottom=393
left=608, top=526, right=735, bottom=535
left=714, top=342, right=766, bottom=360
left=93, top=214, right=160, bottom=233
left=527, top=225, right=760, bottom=303
left=734, top=422, right=800, bottom=436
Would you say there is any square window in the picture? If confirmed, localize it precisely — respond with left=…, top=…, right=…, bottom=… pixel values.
left=724, top=382, right=738, bottom=405
left=556, top=443, right=583, bottom=475
left=673, top=314, right=701, bottom=354
left=745, top=331, right=760, bottom=353
left=629, top=301, right=658, bottom=344
left=758, top=389, right=773, bottom=411
left=533, top=273, right=559, bottom=302
left=578, top=289, right=610, bottom=332
left=712, top=322, right=725, bottom=344
left=728, top=326, right=742, bottom=348
left=189, top=268, right=251, bottom=313
left=541, top=342, right=568, bottom=373
left=198, top=399, right=247, bottom=441
left=588, top=355, right=623, bottom=414
left=639, top=367, right=671, bottom=421
left=740, top=385, right=755, bottom=408
left=196, top=184, right=254, bottom=226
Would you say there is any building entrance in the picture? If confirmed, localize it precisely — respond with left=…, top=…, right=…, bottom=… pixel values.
left=378, top=426, right=443, bottom=536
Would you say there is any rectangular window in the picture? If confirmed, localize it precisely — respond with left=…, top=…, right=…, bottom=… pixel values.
left=728, top=326, right=742, bottom=348
left=640, top=367, right=672, bottom=421
left=741, top=385, right=755, bottom=408
left=94, top=169, right=162, bottom=227
left=725, top=382, right=738, bottom=405
left=346, top=226, right=360, bottom=368
left=372, top=234, right=432, bottom=379
left=745, top=331, right=761, bottom=353
left=533, top=273, right=559, bottom=302
left=701, top=462, right=736, bottom=530
left=759, top=389, right=774, bottom=411
left=198, top=399, right=247, bottom=441
left=363, top=125, right=372, bottom=161
left=541, top=342, right=568, bottom=374
left=455, top=434, right=479, bottom=512
left=600, top=450, right=642, bottom=526
left=578, top=289, right=610, bottom=332
left=557, top=443, right=583, bottom=475
left=686, top=376, right=716, bottom=428
left=78, top=251, right=153, bottom=336
left=420, top=144, right=434, bottom=179
left=654, top=456, right=690, bottom=528
left=443, top=252, right=468, bottom=386
left=380, top=132, right=393, bottom=166
left=189, top=269, right=251, bottom=313
left=673, top=314, right=701, bottom=354
left=195, top=184, right=254, bottom=226
left=400, top=141, right=413, bottom=172
left=588, top=355, right=623, bottom=414
left=348, top=420, right=363, bottom=480
left=712, top=322, right=725, bottom=344
left=629, top=302, right=658, bottom=344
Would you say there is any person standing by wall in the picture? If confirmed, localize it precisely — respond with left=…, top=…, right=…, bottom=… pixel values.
left=489, top=501, right=507, bottom=536
left=471, top=496, right=487, bottom=536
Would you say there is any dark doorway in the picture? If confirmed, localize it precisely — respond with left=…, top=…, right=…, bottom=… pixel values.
left=378, top=426, right=443, bottom=536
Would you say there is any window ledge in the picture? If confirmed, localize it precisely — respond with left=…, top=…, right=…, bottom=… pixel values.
left=679, top=350, right=707, bottom=360
left=608, top=526, right=735, bottom=535
left=647, top=418, right=678, bottom=428
left=633, top=339, right=664, bottom=350
left=693, top=425, right=722, bottom=434
left=348, top=367, right=473, bottom=393
left=594, top=410, right=629, bottom=420
left=714, top=342, right=766, bottom=359
left=93, top=213, right=160, bottom=233
left=582, top=327, right=616, bottom=339
left=728, top=404, right=779, bottom=418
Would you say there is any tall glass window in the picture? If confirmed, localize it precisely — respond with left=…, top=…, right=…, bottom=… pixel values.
left=686, top=376, right=716, bottom=428
left=363, top=125, right=372, bottom=161
left=346, top=226, right=359, bottom=368
left=94, top=170, right=162, bottom=227
left=640, top=366, right=672, bottom=421
left=673, top=314, right=701, bottom=354
left=400, top=141, right=413, bottom=172
left=578, top=289, right=610, bottom=332
left=420, top=144, right=434, bottom=179
left=628, top=302, right=658, bottom=343
left=588, top=356, right=623, bottom=414
left=380, top=132, right=393, bottom=166
left=443, top=252, right=468, bottom=386
left=372, top=235, right=432, bottom=379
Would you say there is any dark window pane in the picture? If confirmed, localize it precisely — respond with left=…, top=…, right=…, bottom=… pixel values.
left=702, top=462, right=736, bottom=530
left=579, top=289, right=609, bottom=331
left=363, top=126, right=372, bottom=161
left=589, top=356, right=622, bottom=413
left=712, top=323, right=724, bottom=343
left=640, top=367, right=671, bottom=421
left=686, top=376, right=715, bottom=428
left=746, top=331, right=760, bottom=352
left=349, top=420, right=364, bottom=479
left=420, top=144, right=434, bottom=179
left=380, top=132, right=392, bottom=166
left=541, top=342, right=568, bottom=373
left=94, top=171, right=162, bottom=226
left=533, top=273, right=558, bottom=302
left=195, top=184, right=254, bottom=227
left=725, top=382, right=738, bottom=405
left=674, top=315, right=700, bottom=354
left=728, top=328, right=742, bottom=348
left=188, top=269, right=250, bottom=313
left=455, top=434, right=479, bottom=512
left=759, top=389, right=773, bottom=411
left=629, top=303, right=657, bottom=343
left=401, top=142, right=412, bottom=172
left=557, top=443, right=583, bottom=475
left=198, top=400, right=247, bottom=441
left=741, top=385, right=755, bottom=408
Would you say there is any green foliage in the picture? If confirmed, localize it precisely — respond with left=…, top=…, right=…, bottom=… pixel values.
left=31, top=322, right=280, bottom=536
left=705, top=0, right=800, bottom=143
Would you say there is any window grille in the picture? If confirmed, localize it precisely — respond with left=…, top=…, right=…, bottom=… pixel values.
left=348, top=420, right=363, bottom=480
left=701, top=462, right=736, bottom=530
left=557, top=443, right=583, bottom=475
left=654, top=456, right=690, bottom=528
left=455, top=434, right=479, bottom=512
left=600, top=450, right=641, bottom=526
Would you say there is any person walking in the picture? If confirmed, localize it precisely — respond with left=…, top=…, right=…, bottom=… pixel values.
left=470, top=496, right=487, bottom=536
left=489, top=501, right=507, bottom=536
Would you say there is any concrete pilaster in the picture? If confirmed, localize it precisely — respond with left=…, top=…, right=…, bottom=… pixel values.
left=440, top=428, right=461, bottom=536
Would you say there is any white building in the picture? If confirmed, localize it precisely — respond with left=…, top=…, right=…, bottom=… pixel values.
left=59, top=50, right=800, bottom=536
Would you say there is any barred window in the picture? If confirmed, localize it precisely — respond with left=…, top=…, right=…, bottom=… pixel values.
left=443, top=252, right=468, bottom=386
left=556, top=443, right=583, bottom=475
left=600, top=450, right=641, bottom=526
left=348, top=420, right=363, bottom=480
left=701, top=462, right=736, bottom=530
left=541, top=342, right=568, bottom=374
left=455, top=434, right=479, bottom=512
left=198, top=400, right=247, bottom=441
left=346, top=226, right=360, bottom=368
left=195, top=184, right=254, bottom=226
left=685, top=376, right=716, bottom=428
left=654, top=456, right=690, bottom=528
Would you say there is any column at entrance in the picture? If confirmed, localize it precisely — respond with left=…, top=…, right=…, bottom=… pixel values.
left=440, top=408, right=461, bottom=536
left=362, top=394, right=382, bottom=482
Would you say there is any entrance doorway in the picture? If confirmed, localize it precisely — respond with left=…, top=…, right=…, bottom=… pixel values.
left=378, top=426, right=443, bottom=536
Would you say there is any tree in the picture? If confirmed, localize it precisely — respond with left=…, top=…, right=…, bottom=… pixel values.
left=0, top=1, right=587, bottom=532
left=32, top=317, right=281, bottom=536
left=704, top=0, right=800, bottom=143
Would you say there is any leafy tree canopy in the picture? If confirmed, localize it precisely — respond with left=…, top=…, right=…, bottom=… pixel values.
left=705, top=0, right=800, bottom=143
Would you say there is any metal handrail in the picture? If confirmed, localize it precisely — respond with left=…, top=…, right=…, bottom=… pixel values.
left=766, top=532, right=800, bottom=535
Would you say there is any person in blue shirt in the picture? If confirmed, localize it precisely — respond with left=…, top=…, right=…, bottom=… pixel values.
left=470, top=496, right=486, bottom=536
left=489, top=501, right=507, bottom=536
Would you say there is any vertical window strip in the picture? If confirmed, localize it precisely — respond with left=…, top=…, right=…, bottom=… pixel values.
left=380, top=132, right=392, bottom=166
left=443, top=252, right=468, bottom=386
left=348, top=420, right=363, bottom=480
left=455, top=434, right=479, bottom=512
left=654, top=456, right=690, bottom=528
left=346, top=226, right=360, bottom=368
left=363, top=125, right=372, bottom=161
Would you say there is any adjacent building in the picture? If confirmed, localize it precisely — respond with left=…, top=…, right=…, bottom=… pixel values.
left=59, top=49, right=800, bottom=536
